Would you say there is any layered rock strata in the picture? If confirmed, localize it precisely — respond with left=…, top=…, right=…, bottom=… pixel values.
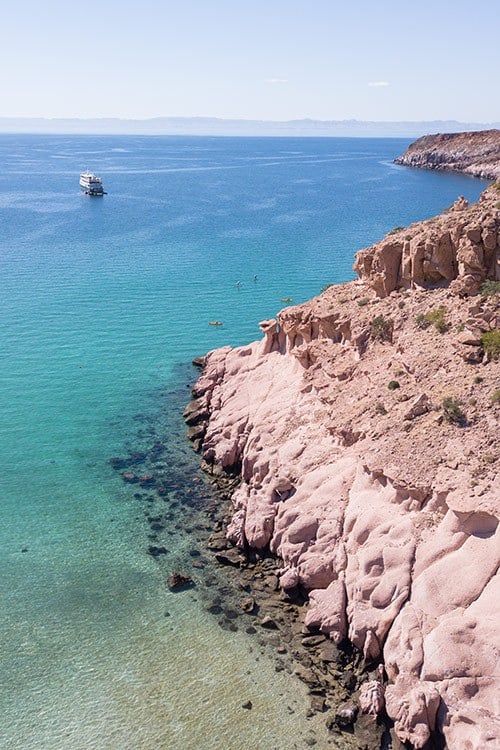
left=395, top=129, right=500, bottom=181
left=188, top=194, right=500, bottom=749
left=354, top=185, right=500, bottom=297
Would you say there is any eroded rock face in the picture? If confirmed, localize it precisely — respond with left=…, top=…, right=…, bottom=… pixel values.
left=354, top=186, right=500, bottom=296
left=190, top=276, right=499, bottom=749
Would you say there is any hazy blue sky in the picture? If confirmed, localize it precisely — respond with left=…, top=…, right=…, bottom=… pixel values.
left=2, top=0, right=499, bottom=121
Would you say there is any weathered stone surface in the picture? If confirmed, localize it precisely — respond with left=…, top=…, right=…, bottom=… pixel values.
left=354, top=184, right=500, bottom=296
left=214, top=548, right=244, bottom=567
left=359, top=679, right=385, bottom=715
left=403, top=393, right=431, bottom=420
left=260, top=615, right=279, bottom=630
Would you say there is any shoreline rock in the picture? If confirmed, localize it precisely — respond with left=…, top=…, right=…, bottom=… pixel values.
left=186, top=187, right=500, bottom=749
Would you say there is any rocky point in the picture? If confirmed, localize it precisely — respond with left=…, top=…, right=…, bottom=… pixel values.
left=395, top=129, right=500, bottom=181
left=186, top=185, right=500, bottom=749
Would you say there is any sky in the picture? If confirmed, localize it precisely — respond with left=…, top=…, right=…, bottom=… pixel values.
left=1, top=0, right=499, bottom=122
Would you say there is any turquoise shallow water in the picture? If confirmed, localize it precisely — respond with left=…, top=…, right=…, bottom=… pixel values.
left=0, top=135, right=488, bottom=749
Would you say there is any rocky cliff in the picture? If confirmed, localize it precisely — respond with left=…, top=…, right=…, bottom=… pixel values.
left=395, top=129, right=500, bottom=181
left=354, top=184, right=500, bottom=297
left=187, top=191, right=500, bottom=749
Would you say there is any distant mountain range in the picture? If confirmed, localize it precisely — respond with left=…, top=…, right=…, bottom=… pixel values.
left=1, top=117, right=499, bottom=138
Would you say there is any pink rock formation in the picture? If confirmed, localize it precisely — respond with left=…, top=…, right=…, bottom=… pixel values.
left=359, top=678, right=385, bottom=716
left=190, top=190, right=500, bottom=749
left=354, top=185, right=500, bottom=296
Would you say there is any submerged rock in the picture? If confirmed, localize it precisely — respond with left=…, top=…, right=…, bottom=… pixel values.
left=122, top=471, right=138, bottom=483
left=147, top=545, right=167, bottom=557
left=167, top=571, right=194, bottom=590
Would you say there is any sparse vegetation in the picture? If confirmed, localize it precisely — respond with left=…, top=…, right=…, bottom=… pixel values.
left=388, top=380, right=400, bottom=390
left=481, top=330, right=500, bottom=360
left=320, top=283, right=334, bottom=294
left=483, top=453, right=497, bottom=464
left=398, top=300, right=405, bottom=309
left=416, top=307, right=448, bottom=333
left=371, top=315, right=393, bottom=342
left=480, top=280, right=500, bottom=297
left=357, top=297, right=370, bottom=307
left=388, top=226, right=405, bottom=235
left=491, top=389, right=500, bottom=405
left=473, top=375, right=484, bottom=384
left=415, top=313, right=431, bottom=330
left=375, top=402, right=387, bottom=415
left=442, top=397, right=466, bottom=425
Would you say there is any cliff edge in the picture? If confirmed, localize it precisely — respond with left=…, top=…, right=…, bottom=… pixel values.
left=355, top=184, right=500, bottom=297
left=395, top=129, right=500, bottom=181
left=187, top=190, right=500, bottom=749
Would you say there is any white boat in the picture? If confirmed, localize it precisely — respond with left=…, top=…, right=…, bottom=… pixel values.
left=80, top=172, right=105, bottom=195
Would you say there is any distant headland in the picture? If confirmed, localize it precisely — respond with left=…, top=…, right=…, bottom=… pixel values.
left=395, top=129, right=500, bottom=180
left=1, top=116, right=500, bottom=138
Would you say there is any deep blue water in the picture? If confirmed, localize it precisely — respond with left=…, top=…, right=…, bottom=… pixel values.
left=0, top=135, right=488, bottom=749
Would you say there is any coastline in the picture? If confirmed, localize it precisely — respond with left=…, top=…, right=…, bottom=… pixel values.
left=185, top=183, right=500, bottom=749
left=394, top=129, right=500, bottom=182
left=188, top=461, right=390, bottom=749
left=111, top=380, right=386, bottom=748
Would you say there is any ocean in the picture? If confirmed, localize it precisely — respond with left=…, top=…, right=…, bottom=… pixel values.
left=0, top=134, right=488, bottom=749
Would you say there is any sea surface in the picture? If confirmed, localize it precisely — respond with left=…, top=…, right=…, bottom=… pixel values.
left=0, top=135, right=488, bottom=750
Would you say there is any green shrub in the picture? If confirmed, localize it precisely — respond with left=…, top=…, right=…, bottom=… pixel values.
left=473, top=375, right=483, bottom=384
left=388, top=380, right=400, bottom=390
left=481, top=330, right=500, bottom=360
left=388, top=226, right=405, bottom=235
left=426, top=307, right=448, bottom=333
left=357, top=297, right=370, bottom=307
left=480, top=280, right=500, bottom=297
left=416, top=307, right=448, bottom=333
left=442, top=397, right=466, bottom=425
left=371, top=315, right=393, bottom=342
left=320, top=283, right=334, bottom=293
left=491, top=389, right=500, bottom=404
left=375, top=402, right=387, bottom=415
